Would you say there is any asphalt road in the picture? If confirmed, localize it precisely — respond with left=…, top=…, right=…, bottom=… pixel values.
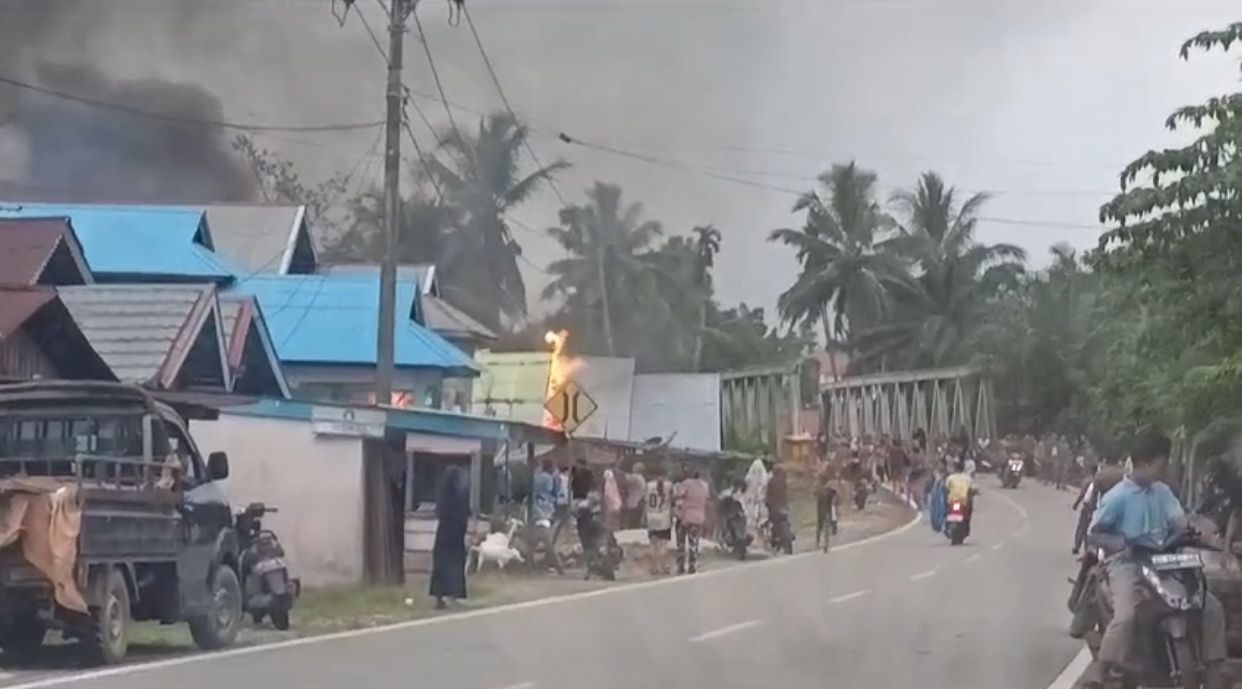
left=1, top=481, right=1084, bottom=689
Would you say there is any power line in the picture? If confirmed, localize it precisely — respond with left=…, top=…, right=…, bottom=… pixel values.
left=412, top=6, right=469, bottom=150
left=0, top=74, right=384, bottom=133
left=462, top=3, right=570, bottom=208
left=557, top=131, right=1104, bottom=230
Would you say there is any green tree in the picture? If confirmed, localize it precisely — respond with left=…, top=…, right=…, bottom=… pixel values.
left=1091, top=23, right=1242, bottom=439
left=768, top=162, right=902, bottom=349
left=430, top=112, right=569, bottom=331
left=853, top=171, right=1025, bottom=370
left=690, top=224, right=722, bottom=371
left=544, top=182, right=663, bottom=357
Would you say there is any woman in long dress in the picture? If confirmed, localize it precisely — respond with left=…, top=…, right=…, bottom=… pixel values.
left=430, top=465, right=470, bottom=609
left=742, top=458, right=769, bottom=541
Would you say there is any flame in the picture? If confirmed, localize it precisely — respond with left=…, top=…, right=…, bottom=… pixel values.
left=543, top=330, right=574, bottom=430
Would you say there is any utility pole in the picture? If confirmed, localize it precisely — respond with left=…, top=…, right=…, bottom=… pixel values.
left=376, top=0, right=414, bottom=403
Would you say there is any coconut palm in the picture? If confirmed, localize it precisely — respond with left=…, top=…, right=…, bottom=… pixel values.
left=852, top=171, right=1026, bottom=370
left=430, top=112, right=569, bottom=331
left=690, top=224, right=722, bottom=371
left=768, top=162, right=904, bottom=366
left=544, top=182, right=663, bottom=356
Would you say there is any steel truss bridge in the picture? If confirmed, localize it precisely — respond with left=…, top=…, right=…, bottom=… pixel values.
left=821, top=365, right=995, bottom=441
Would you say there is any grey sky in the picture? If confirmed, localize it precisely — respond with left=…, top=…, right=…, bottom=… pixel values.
left=2, top=0, right=1239, bottom=314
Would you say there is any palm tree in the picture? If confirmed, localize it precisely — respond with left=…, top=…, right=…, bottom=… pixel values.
left=544, top=182, right=662, bottom=356
left=430, top=112, right=569, bottom=331
left=853, top=171, right=1026, bottom=369
left=690, top=224, right=721, bottom=371
left=768, top=162, right=904, bottom=372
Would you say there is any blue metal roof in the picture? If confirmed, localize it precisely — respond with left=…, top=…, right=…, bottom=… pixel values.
left=0, top=203, right=234, bottom=281
left=229, top=274, right=478, bottom=374
left=234, top=398, right=513, bottom=440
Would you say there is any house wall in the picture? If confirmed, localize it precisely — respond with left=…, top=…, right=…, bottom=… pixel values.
left=284, top=364, right=445, bottom=409
left=190, top=413, right=366, bottom=586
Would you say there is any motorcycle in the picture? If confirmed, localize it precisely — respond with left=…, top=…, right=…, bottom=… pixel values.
left=945, top=495, right=973, bottom=545
left=767, top=509, right=794, bottom=555
left=1071, top=528, right=1222, bottom=689
left=576, top=503, right=622, bottom=580
left=236, top=503, right=300, bottom=630
left=717, top=493, right=752, bottom=560
left=1000, top=456, right=1024, bottom=489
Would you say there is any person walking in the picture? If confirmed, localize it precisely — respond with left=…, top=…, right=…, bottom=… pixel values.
left=430, top=465, right=470, bottom=610
left=529, top=460, right=564, bottom=574
left=603, top=468, right=623, bottom=532
left=673, top=466, right=709, bottom=574
left=644, top=466, right=674, bottom=575
left=742, top=458, right=769, bottom=541
left=551, top=464, right=572, bottom=546
left=624, top=463, right=647, bottom=529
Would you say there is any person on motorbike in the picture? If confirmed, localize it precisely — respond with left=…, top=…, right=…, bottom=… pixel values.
left=1083, top=430, right=1227, bottom=689
left=1072, top=457, right=1126, bottom=555
left=944, top=460, right=975, bottom=526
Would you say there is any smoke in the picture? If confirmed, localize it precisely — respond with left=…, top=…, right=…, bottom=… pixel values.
left=0, top=0, right=257, bottom=203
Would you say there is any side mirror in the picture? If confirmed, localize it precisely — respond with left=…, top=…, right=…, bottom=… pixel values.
left=207, top=451, right=230, bottom=481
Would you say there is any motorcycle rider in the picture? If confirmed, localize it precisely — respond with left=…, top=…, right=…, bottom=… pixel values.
left=1072, top=456, right=1126, bottom=555
left=944, top=459, right=975, bottom=528
left=1083, top=430, right=1227, bottom=689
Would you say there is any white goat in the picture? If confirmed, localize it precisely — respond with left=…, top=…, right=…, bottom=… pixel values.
left=469, top=518, right=524, bottom=574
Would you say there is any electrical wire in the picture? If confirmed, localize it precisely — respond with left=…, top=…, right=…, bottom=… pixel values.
left=412, top=6, right=470, bottom=151
left=0, top=75, right=384, bottom=133
left=461, top=3, right=570, bottom=207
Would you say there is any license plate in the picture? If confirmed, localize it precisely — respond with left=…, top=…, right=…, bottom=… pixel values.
left=1150, top=552, right=1203, bottom=570
left=946, top=514, right=964, bottom=523
left=253, top=558, right=286, bottom=575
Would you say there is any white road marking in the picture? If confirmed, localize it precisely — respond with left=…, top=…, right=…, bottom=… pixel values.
left=688, top=619, right=764, bottom=643
left=828, top=589, right=872, bottom=604
left=910, top=569, right=937, bottom=581
left=991, top=540, right=1007, bottom=551
left=2, top=509, right=926, bottom=689
left=494, top=682, right=536, bottom=689
left=965, top=554, right=981, bottom=563
left=1044, top=647, right=1092, bottom=689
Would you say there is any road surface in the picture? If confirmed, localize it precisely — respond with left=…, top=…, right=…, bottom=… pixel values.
left=1, top=481, right=1083, bottom=689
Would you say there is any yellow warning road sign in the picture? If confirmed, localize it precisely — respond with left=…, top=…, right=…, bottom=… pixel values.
left=545, top=380, right=598, bottom=434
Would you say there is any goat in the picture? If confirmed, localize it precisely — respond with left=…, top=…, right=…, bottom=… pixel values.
left=468, top=518, right=524, bottom=575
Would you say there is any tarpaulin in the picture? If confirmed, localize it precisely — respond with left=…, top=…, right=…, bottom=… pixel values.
left=0, top=477, right=87, bottom=613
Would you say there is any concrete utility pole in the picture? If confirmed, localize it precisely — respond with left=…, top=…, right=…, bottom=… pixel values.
left=376, top=0, right=416, bottom=403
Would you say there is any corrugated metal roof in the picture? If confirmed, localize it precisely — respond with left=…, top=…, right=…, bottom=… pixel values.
left=0, top=219, right=72, bottom=286
left=202, top=204, right=308, bottom=274
left=218, top=293, right=292, bottom=398
left=0, top=203, right=234, bottom=280
left=422, top=296, right=497, bottom=342
left=57, top=284, right=214, bottom=384
left=228, top=275, right=477, bottom=374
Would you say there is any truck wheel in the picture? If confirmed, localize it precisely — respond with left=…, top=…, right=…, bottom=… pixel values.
left=189, top=566, right=242, bottom=650
left=83, top=568, right=130, bottom=665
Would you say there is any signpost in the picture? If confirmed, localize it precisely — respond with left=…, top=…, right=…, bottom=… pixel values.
left=544, top=380, right=598, bottom=435
left=311, top=406, right=386, bottom=439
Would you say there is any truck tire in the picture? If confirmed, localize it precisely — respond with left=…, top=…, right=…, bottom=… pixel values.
left=189, top=566, right=242, bottom=650
left=83, top=567, right=130, bottom=665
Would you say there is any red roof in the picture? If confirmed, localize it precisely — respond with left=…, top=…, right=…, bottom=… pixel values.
left=0, top=287, right=56, bottom=339
left=0, top=218, right=90, bottom=286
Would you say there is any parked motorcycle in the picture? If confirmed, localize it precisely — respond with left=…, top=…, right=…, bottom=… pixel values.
left=236, top=503, right=300, bottom=630
left=576, top=503, right=622, bottom=580
left=768, top=509, right=794, bottom=555
left=1072, top=528, right=1222, bottom=689
left=717, top=493, right=752, bottom=560
left=1000, top=456, right=1024, bottom=489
